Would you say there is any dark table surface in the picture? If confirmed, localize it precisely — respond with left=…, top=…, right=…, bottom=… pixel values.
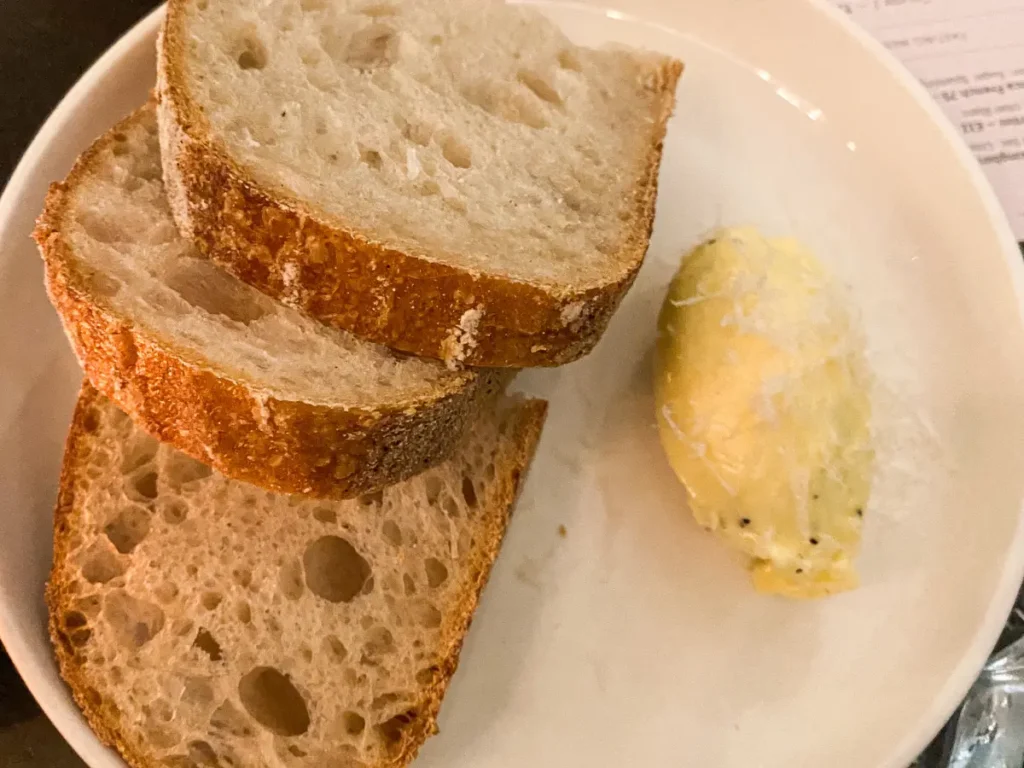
left=0, top=3, right=1017, bottom=767
left=1, top=4, right=159, bottom=763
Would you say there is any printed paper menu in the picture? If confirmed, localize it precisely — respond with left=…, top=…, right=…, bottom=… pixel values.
left=833, top=0, right=1024, bottom=238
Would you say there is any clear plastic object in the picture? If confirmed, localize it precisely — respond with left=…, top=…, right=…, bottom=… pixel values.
left=945, top=634, right=1024, bottom=768
left=920, top=593, right=1024, bottom=768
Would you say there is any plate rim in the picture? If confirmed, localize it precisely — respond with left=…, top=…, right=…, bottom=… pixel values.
left=1, top=2, right=1023, bottom=767
left=796, top=1, right=1024, bottom=764
left=0, top=8, right=166, bottom=767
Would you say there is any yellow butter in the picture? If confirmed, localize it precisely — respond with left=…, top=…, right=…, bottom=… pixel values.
left=654, top=228, right=873, bottom=599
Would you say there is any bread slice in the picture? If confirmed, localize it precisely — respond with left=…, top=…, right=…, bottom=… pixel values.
left=48, top=382, right=546, bottom=768
left=34, top=103, right=508, bottom=499
left=157, top=0, right=682, bottom=367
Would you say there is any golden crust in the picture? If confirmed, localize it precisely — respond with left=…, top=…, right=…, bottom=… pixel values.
left=33, top=106, right=507, bottom=499
left=157, top=1, right=682, bottom=368
left=47, top=383, right=548, bottom=768
left=378, top=397, right=548, bottom=767
left=47, top=383, right=156, bottom=768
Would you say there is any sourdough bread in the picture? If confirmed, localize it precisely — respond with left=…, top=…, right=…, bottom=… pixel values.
left=35, top=103, right=507, bottom=499
left=157, top=0, right=682, bottom=367
left=48, top=382, right=547, bottom=768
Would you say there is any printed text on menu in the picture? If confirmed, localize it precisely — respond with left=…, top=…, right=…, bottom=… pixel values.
left=833, top=0, right=1024, bottom=237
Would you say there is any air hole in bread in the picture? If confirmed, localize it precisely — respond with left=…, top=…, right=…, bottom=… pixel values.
left=300, top=645, right=313, bottom=663
left=363, top=626, right=395, bottom=657
left=160, top=497, right=188, bottom=523
left=441, top=493, right=460, bottom=519
left=461, top=476, right=478, bottom=507
left=201, top=591, right=223, bottom=611
left=416, top=665, right=440, bottom=686
left=418, top=179, right=441, bottom=197
left=121, top=434, right=158, bottom=473
left=182, top=677, right=215, bottom=708
left=64, top=610, right=88, bottom=630
left=441, top=135, right=472, bottom=169
left=499, top=89, right=548, bottom=129
left=103, top=589, right=165, bottom=649
left=346, top=23, right=396, bottom=70
left=232, top=568, right=253, bottom=588
left=424, top=475, right=443, bottom=504
left=558, top=48, right=582, bottom=71
left=403, top=573, right=416, bottom=595
left=381, top=520, right=402, bottom=546
left=238, top=666, right=310, bottom=737
left=413, top=600, right=442, bottom=629
left=129, top=469, right=159, bottom=501
left=84, top=687, right=102, bottom=708
left=82, top=273, right=122, bottom=306
left=429, top=34, right=443, bottom=46
left=342, top=710, right=366, bottom=736
left=210, top=700, right=252, bottom=738
left=154, top=581, right=179, bottom=604
left=165, top=452, right=214, bottom=486
left=300, top=0, right=325, bottom=10
left=144, top=724, right=179, bottom=750
left=236, top=37, right=268, bottom=70
left=517, top=69, right=563, bottom=106
left=424, top=558, right=448, bottom=588
left=81, top=409, right=101, bottom=433
left=397, top=117, right=432, bottom=147
left=303, top=536, right=372, bottom=603
left=371, top=692, right=401, bottom=711
left=313, top=506, right=337, bottom=524
left=166, top=260, right=269, bottom=325
left=376, top=709, right=418, bottom=744
left=76, top=594, right=102, bottom=618
left=81, top=541, right=126, bottom=584
left=361, top=2, right=398, bottom=16
left=358, top=146, right=383, bottom=170
left=235, top=601, right=252, bottom=624
left=70, top=628, right=92, bottom=647
left=150, top=698, right=174, bottom=724
left=187, top=740, right=219, bottom=765
left=279, top=559, right=305, bottom=600
left=361, top=489, right=385, bottom=506
left=289, top=745, right=307, bottom=758
left=104, top=505, right=150, bottom=554
left=172, top=618, right=194, bottom=637
left=107, top=666, right=124, bottom=686
left=77, top=211, right=127, bottom=246
left=323, top=634, right=347, bottom=662
left=193, top=628, right=223, bottom=661
left=563, top=189, right=590, bottom=215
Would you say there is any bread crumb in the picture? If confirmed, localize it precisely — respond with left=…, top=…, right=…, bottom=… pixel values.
left=281, top=261, right=300, bottom=305
left=560, top=301, right=584, bottom=326
left=252, top=392, right=273, bottom=432
left=406, top=147, right=422, bottom=181
left=442, top=307, right=483, bottom=367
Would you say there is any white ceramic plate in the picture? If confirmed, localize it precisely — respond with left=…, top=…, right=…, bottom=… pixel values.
left=3, top=2, right=1024, bottom=767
